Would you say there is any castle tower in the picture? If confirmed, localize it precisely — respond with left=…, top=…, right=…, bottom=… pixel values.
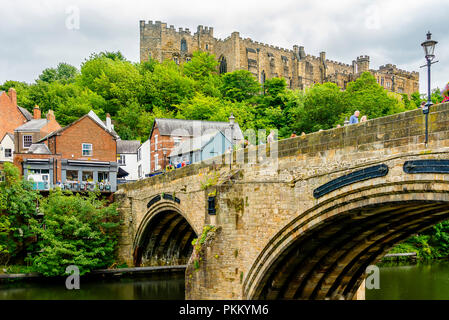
left=356, top=56, right=370, bottom=73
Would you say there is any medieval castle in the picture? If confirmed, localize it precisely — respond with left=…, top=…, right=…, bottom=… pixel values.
left=140, top=20, right=419, bottom=95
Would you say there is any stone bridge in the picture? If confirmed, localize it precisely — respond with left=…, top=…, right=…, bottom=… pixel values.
left=115, top=102, right=449, bottom=300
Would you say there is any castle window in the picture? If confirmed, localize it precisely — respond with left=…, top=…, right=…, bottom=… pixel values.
left=206, top=44, right=209, bottom=50
left=219, top=56, right=227, bottom=74
left=181, top=39, right=187, bottom=52
left=261, top=70, right=266, bottom=84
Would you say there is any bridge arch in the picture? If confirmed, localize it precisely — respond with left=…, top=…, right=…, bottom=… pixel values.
left=133, top=200, right=198, bottom=267
left=244, top=179, right=449, bottom=300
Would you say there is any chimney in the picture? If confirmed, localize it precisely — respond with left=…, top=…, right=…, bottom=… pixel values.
left=106, top=113, right=112, bottom=131
left=46, top=110, right=55, bottom=121
left=8, top=88, right=17, bottom=106
left=33, top=105, right=41, bottom=119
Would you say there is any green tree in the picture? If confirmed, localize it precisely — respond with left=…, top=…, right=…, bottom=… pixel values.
left=295, top=82, right=349, bottom=133
left=344, top=72, right=402, bottom=121
left=0, top=163, right=40, bottom=265
left=38, top=63, right=79, bottom=83
left=183, top=51, right=218, bottom=81
left=28, top=190, right=119, bottom=276
left=221, top=70, right=261, bottom=102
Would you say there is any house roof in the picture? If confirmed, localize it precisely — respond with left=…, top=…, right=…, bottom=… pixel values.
left=27, top=143, right=52, bottom=154
left=1, top=133, right=14, bottom=143
left=169, top=130, right=229, bottom=157
left=87, top=111, right=120, bottom=138
left=117, top=140, right=140, bottom=154
left=15, top=119, right=49, bottom=132
left=38, top=110, right=119, bottom=142
left=18, top=107, right=33, bottom=121
left=150, top=118, right=244, bottom=142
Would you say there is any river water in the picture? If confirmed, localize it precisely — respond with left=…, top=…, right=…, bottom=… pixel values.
left=2, top=261, right=449, bottom=300
left=366, top=260, right=449, bottom=300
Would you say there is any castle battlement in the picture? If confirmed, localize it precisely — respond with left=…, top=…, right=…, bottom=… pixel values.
left=140, top=20, right=419, bottom=95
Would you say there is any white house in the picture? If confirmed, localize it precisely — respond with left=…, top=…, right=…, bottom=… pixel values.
left=137, top=139, right=151, bottom=179
left=0, top=133, right=14, bottom=163
left=117, top=140, right=141, bottom=182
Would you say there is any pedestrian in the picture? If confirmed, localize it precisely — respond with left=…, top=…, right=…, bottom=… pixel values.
left=420, top=101, right=426, bottom=109
left=349, top=110, right=360, bottom=124
left=336, top=124, right=341, bottom=128
left=290, top=131, right=297, bottom=138
left=267, top=130, right=276, bottom=143
left=360, top=115, right=367, bottom=123
left=442, top=82, right=449, bottom=103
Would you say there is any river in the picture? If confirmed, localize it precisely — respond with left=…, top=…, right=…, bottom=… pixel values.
left=366, top=260, right=449, bottom=300
left=2, top=261, right=449, bottom=300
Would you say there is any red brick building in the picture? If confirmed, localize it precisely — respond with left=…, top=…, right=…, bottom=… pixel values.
left=14, top=106, right=61, bottom=153
left=0, top=88, right=33, bottom=140
left=14, top=111, right=119, bottom=192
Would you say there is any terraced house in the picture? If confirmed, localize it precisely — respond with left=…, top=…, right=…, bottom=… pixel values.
left=14, top=111, right=119, bottom=193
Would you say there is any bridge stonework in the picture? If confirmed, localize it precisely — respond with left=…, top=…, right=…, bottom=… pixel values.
left=115, top=102, right=449, bottom=300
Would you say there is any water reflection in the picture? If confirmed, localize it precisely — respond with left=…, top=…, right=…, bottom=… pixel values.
left=366, top=260, right=449, bottom=300
left=0, top=273, right=185, bottom=300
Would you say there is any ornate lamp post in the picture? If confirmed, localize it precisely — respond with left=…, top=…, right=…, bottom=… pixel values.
left=229, top=113, right=235, bottom=170
left=421, top=31, right=438, bottom=145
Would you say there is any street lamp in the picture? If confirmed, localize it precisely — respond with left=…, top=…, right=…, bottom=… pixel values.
left=421, top=31, right=438, bottom=145
left=162, top=148, right=167, bottom=171
left=229, top=113, right=235, bottom=169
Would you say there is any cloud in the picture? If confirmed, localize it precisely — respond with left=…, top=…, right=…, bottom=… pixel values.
left=1, top=0, right=448, bottom=93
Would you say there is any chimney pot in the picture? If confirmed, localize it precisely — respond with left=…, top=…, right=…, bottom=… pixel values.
left=33, top=105, right=41, bottom=119
left=8, top=88, right=17, bottom=106
left=46, top=110, right=55, bottom=121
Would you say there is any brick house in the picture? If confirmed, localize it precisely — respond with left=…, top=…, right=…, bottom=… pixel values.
left=148, top=118, right=243, bottom=172
left=14, top=106, right=61, bottom=153
left=0, top=88, right=33, bottom=140
left=14, top=111, right=119, bottom=192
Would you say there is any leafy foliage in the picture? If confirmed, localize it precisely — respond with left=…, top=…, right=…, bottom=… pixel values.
left=0, top=163, right=40, bottom=265
left=27, top=190, right=120, bottom=276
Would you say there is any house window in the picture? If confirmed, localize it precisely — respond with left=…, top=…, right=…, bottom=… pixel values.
left=154, top=154, right=159, bottom=171
left=381, top=78, right=384, bottom=86
left=138, top=165, right=142, bottom=178
left=118, top=154, right=126, bottom=165
left=82, top=171, right=94, bottom=182
left=23, top=135, right=32, bottom=148
left=137, top=148, right=142, bottom=161
left=154, top=135, right=158, bottom=151
left=4, top=149, right=12, bottom=158
left=66, top=170, right=78, bottom=181
left=82, top=143, right=92, bottom=156
left=173, top=137, right=182, bottom=147
left=29, top=169, right=49, bottom=175
left=98, top=172, right=109, bottom=182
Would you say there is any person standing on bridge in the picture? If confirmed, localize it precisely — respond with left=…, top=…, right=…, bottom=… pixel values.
left=349, top=110, right=360, bottom=124
left=442, top=82, right=449, bottom=103
left=267, top=130, right=276, bottom=143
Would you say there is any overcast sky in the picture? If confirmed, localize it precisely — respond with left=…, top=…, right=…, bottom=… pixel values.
left=1, top=0, right=448, bottom=94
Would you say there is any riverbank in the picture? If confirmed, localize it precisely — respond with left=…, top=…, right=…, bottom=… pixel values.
left=0, top=265, right=187, bottom=283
